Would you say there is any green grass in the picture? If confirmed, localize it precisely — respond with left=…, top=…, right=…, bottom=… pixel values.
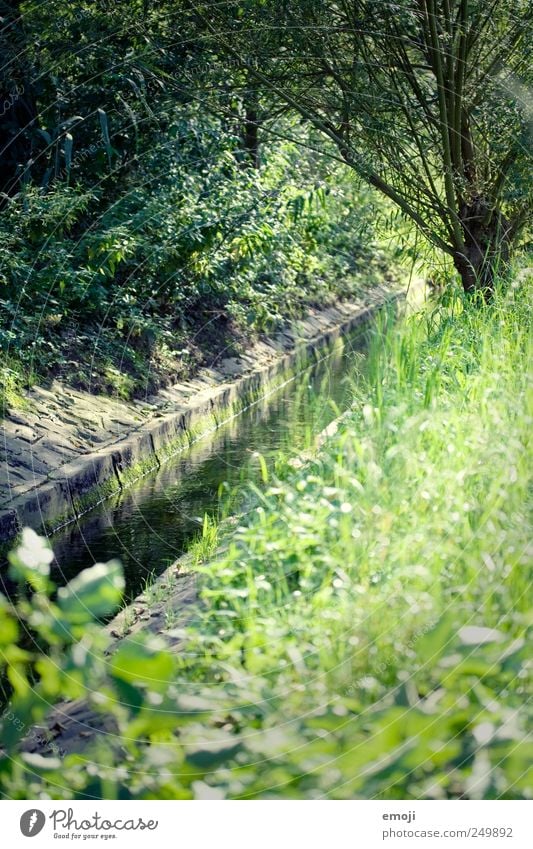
left=140, top=571, right=177, bottom=607
left=0, top=363, right=35, bottom=413
left=181, top=276, right=532, bottom=799
left=190, top=514, right=220, bottom=566
left=1, top=273, right=531, bottom=800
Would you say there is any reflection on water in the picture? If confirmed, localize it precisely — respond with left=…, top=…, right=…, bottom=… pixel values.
left=42, top=330, right=367, bottom=599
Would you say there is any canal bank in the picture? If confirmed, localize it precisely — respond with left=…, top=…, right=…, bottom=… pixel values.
left=17, top=279, right=421, bottom=757
left=17, top=315, right=381, bottom=759
left=0, top=285, right=405, bottom=556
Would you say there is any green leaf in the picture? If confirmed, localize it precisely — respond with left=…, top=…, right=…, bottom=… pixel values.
left=0, top=598, right=18, bottom=647
left=57, top=560, right=124, bottom=624
left=64, top=133, right=73, bottom=178
left=8, top=528, right=54, bottom=592
left=110, top=635, right=175, bottom=690
left=98, top=108, right=113, bottom=168
left=414, top=613, right=457, bottom=663
left=112, top=677, right=145, bottom=716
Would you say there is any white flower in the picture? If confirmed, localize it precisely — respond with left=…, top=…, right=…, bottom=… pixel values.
left=16, top=528, right=54, bottom=574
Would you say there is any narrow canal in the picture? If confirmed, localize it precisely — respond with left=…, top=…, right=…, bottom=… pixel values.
left=40, top=325, right=370, bottom=600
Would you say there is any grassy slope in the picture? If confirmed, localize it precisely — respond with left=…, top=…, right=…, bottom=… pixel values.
left=181, top=275, right=532, bottom=798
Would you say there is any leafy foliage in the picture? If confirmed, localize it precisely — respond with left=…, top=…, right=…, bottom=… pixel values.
left=0, top=108, right=391, bottom=408
left=193, top=0, right=533, bottom=291
left=0, top=102, right=387, bottom=408
left=0, top=2, right=396, bottom=410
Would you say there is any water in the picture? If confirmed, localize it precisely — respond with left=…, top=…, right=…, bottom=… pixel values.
left=23, top=328, right=368, bottom=600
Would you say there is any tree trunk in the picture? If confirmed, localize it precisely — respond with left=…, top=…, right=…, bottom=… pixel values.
left=453, top=201, right=511, bottom=295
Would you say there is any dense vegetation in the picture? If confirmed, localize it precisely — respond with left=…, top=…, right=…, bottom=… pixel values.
left=1, top=276, right=530, bottom=798
left=0, top=1, right=394, bottom=409
left=195, top=0, right=532, bottom=293
left=0, top=0, right=530, bottom=804
left=0, top=122, right=391, bottom=406
left=2, top=2, right=531, bottom=410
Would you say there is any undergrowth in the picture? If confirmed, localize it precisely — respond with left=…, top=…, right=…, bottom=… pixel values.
left=0, top=113, right=393, bottom=412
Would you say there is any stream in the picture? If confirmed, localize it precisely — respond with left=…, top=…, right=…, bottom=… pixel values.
left=11, top=325, right=371, bottom=601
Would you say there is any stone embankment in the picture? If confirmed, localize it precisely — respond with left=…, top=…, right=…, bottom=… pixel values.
left=18, top=282, right=421, bottom=757
left=1, top=285, right=405, bottom=547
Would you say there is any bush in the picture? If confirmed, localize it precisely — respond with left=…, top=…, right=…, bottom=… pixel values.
left=0, top=112, right=391, bottom=408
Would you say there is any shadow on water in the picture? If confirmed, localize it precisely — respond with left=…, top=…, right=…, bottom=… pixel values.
left=13, top=327, right=370, bottom=600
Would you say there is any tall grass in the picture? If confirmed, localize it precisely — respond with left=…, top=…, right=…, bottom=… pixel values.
left=183, top=278, right=531, bottom=798
left=1, top=275, right=531, bottom=799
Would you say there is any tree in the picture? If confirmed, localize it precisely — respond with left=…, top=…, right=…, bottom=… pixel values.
left=192, top=0, right=532, bottom=293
